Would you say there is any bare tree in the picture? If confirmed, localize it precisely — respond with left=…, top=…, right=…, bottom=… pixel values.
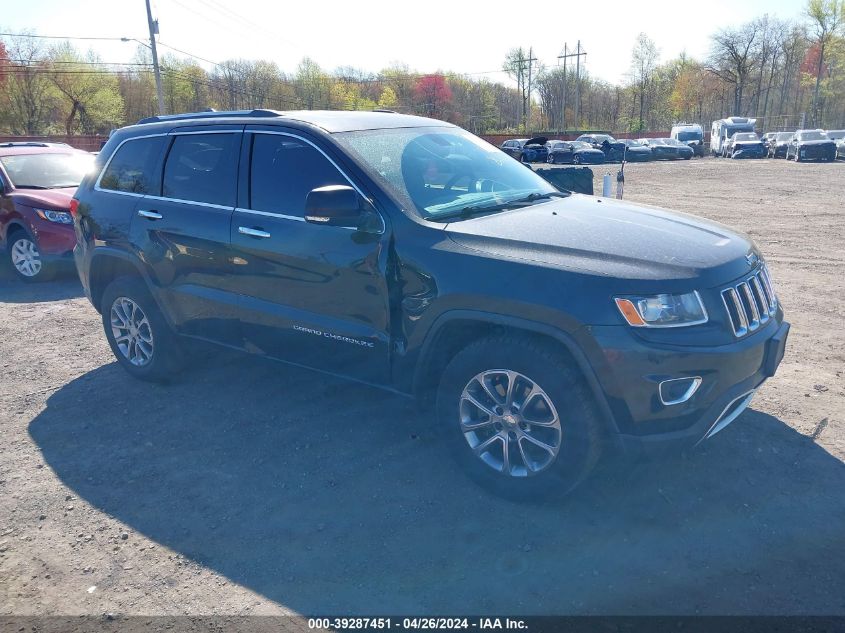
left=0, top=34, right=56, bottom=134
left=708, top=21, right=761, bottom=114
left=629, top=33, right=659, bottom=131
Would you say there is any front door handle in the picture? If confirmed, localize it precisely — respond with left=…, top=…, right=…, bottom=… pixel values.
left=238, top=226, right=271, bottom=239
left=137, top=209, right=163, bottom=220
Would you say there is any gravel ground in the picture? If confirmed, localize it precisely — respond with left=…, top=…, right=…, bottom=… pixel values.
left=0, top=157, right=843, bottom=617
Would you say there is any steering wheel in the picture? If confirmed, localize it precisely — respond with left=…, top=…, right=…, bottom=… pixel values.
left=443, top=171, right=477, bottom=193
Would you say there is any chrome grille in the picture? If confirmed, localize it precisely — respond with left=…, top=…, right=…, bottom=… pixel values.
left=721, top=265, right=777, bottom=337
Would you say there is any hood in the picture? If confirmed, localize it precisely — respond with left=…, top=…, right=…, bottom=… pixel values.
left=524, top=136, right=548, bottom=146
left=445, top=195, right=753, bottom=281
left=797, top=139, right=835, bottom=146
left=10, top=187, right=76, bottom=209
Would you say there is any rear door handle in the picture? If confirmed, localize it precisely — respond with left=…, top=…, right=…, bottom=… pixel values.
left=238, top=226, right=271, bottom=239
left=137, top=209, right=163, bottom=220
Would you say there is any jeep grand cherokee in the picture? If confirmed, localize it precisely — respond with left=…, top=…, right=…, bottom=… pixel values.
left=72, top=109, right=789, bottom=496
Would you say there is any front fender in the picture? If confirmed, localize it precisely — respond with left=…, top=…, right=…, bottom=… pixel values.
left=407, top=308, right=620, bottom=438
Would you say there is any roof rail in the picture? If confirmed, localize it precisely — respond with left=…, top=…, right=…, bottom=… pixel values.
left=136, top=109, right=281, bottom=125
left=372, top=108, right=397, bottom=113
left=0, top=141, right=53, bottom=148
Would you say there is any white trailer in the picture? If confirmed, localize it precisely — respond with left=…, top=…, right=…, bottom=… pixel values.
left=670, top=123, right=705, bottom=156
left=710, top=117, right=757, bottom=157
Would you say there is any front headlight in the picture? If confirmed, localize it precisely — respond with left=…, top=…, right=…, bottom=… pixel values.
left=34, top=208, right=73, bottom=224
left=614, top=291, right=708, bottom=327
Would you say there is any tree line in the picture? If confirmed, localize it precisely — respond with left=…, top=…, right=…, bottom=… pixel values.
left=1, top=0, right=842, bottom=138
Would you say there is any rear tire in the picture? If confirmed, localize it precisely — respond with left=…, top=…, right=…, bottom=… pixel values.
left=101, top=277, right=184, bottom=382
left=7, top=230, right=55, bottom=282
left=436, top=335, right=603, bottom=500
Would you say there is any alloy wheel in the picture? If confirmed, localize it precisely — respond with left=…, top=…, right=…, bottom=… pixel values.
left=10, top=238, right=42, bottom=277
left=459, top=369, right=562, bottom=477
left=110, top=297, right=155, bottom=367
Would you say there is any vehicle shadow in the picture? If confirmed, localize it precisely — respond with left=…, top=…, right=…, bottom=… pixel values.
left=29, top=357, right=845, bottom=615
left=0, top=261, right=83, bottom=302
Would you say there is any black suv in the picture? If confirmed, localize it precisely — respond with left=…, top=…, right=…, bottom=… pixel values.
left=73, top=110, right=789, bottom=496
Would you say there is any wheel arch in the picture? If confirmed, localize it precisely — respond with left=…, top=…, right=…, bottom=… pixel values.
left=412, top=310, right=619, bottom=437
left=3, top=220, right=30, bottom=244
left=88, top=249, right=152, bottom=313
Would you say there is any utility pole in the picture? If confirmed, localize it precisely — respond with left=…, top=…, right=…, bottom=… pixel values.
left=145, top=0, right=165, bottom=115
left=559, top=42, right=586, bottom=135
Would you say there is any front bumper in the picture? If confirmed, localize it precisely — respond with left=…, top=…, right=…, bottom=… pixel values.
left=797, top=145, right=835, bottom=160
left=732, top=146, right=766, bottom=159
left=29, top=216, right=77, bottom=258
left=583, top=318, right=790, bottom=453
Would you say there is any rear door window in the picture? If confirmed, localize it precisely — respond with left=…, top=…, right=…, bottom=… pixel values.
left=248, top=133, right=348, bottom=218
left=162, top=133, right=239, bottom=206
left=99, top=136, right=166, bottom=194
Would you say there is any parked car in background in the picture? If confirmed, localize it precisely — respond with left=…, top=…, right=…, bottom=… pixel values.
left=726, top=132, right=766, bottom=159
left=670, top=123, right=705, bottom=157
left=546, top=140, right=605, bottom=165
left=785, top=129, right=837, bottom=162
left=73, top=109, right=789, bottom=497
left=662, top=138, right=694, bottom=160
left=760, top=132, right=777, bottom=153
left=500, top=137, right=548, bottom=163
left=0, top=142, right=95, bottom=281
left=837, top=138, right=845, bottom=160
left=638, top=138, right=679, bottom=160
left=823, top=129, right=844, bottom=158
left=619, top=139, right=652, bottom=162
left=767, top=132, right=793, bottom=158
left=824, top=129, right=845, bottom=143
left=574, top=134, right=626, bottom=161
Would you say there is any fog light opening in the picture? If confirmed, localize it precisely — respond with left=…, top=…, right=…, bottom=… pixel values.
left=659, top=376, right=702, bottom=406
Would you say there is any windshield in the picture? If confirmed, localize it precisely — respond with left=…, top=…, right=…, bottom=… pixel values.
left=648, top=139, right=666, bottom=145
left=0, top=152, right=95, bottom=189
left=776, top=133, right=793, bottom=141
left=624, top=140, right=643, bottom=147
left=826, top=130, right=845, bottom=140
left=334, top=127, right=562, bottom=220
left=676, top=131, right=702, bottom=142
left=733, top=133, right=759, bottom=141
left=593, top=134, right=614, bottom=143
left=798, top=131, right=828, bottom=141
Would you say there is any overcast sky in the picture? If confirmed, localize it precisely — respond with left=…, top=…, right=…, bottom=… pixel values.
left=4, top=0, right=807, bottom=85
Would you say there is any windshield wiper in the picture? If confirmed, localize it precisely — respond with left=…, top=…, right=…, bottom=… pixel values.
left=14, top=185, right=49, bottom=190
left=432, top=191, right=569, bottom=222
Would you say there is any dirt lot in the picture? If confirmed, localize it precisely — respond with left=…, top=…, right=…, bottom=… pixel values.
left=1, top=157, right=843, bottom=617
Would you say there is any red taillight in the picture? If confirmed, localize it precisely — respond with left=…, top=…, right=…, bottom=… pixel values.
left=69, top=198, right=79, bottom=217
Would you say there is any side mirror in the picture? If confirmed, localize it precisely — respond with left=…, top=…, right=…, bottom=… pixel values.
left=305, top=185, right=363, bottom=227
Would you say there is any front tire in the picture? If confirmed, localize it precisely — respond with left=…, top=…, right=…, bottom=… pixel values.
left=7, top=231, right=54, bottom=282
left=436, top=336, right=603, bottom=499
left=101, top=277, right=184, bottom=382
left=573, top=154, right=582, bottom=165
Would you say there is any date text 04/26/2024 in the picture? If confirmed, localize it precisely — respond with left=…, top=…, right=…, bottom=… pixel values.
left=307, top=618, right=527, bottom=630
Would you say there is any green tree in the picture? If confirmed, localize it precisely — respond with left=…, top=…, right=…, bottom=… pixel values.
left=806, top=0, right=844, bottom=125
left=48, top=43, right=124, bottom=134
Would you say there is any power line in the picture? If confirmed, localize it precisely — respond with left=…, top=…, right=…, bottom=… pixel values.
left=5, top=59, right=152, bottom=66
left=0, top=32, right=142, bottom=42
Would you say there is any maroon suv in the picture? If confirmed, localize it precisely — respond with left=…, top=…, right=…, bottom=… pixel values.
left=0, top=142, right=94, bottom=281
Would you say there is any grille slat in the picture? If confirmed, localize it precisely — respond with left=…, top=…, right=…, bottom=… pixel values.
left=721, top=265, right=777, bottom=337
